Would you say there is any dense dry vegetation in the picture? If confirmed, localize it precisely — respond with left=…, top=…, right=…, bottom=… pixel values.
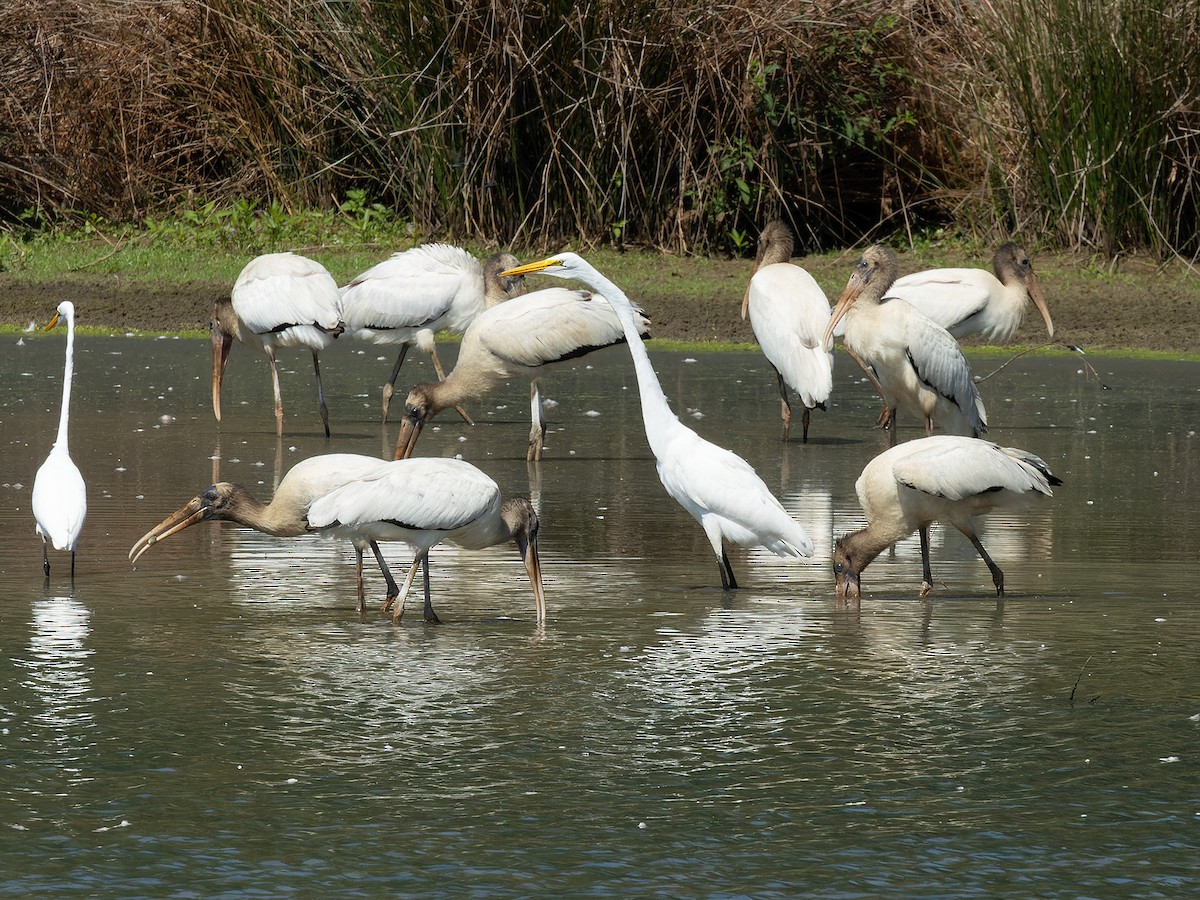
left=2, top=0, right=1197, bottom=257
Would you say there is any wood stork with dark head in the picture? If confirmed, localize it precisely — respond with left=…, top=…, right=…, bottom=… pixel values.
left=392, top=287, right=648, bottom=462
left=823, top=244, right=987, bottom=446
left=306, top=457, right=545, bottom=625
left=212, top=252, right=344, bottom=437
left=500, top=252, right=814, bottom=590
left=884, top=243, right=1054, bottom=343
left=834, top=435, right=1061, bottom=600
left=742, top=220, right=834, bottom=442
left=339, top=244, right=528, bottom=422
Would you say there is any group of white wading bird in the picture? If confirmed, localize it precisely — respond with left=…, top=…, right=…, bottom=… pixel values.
left=33, top=222, right=1065, bottom=621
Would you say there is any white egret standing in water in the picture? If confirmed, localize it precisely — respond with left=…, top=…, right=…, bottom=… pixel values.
left=32, top=301, right=87, bottom=579
left=500, top=253, right=813, bottom=590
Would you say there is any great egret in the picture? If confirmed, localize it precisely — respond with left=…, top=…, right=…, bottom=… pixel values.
left=340, top=245, right=528, bottom=422
left=500, top=253, right=814, bottom=589
left=307, top=457, right=545, bottom=625
left=834, top=435, right=1060, bottom=600
left=742, top=220, right=834, bottom=442
left=823, top=244, right=987, bottom=446
left=884, top=244, right=1054, bottom=343
left=32, top=301, right=87, bottom=579
left=393, top=287, right=648, bottom=461
left=212, top=252, right=344, bottom=437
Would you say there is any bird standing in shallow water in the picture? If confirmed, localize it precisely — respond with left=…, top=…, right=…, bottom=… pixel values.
left=501, top=252, right=813, bottom=590
left=32, top=300, right=87, bottom=580
left=884, top=243, right=1054, bottom=344
left=824, top=244, right=987, bottom=446
left=392, top=286, right=648, bottom=462
left=339, top=245, right=527, bottom=423
left=742, top=220, right=834, bottom=442
left=834, top=435, right=1060, bottom=600
left=212, top=252, right=344, bottom=437
left=306, top=458, right=545, bottom=625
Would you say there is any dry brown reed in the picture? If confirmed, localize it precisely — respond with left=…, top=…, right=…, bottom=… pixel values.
left=1, top=0, right=1195, bottom=256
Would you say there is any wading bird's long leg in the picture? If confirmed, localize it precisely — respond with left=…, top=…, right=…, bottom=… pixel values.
left=774, top=366, right=792, bottom=442
left=370, top=540, right=399, bottom=611
left=266, top=348, right=284, bottom=436
left=918, top=526, right=934, bottom=598
left=354, top=546, right=367, bottom=612
left=386, top=554, right=423, bottom=622
left=719, top=548, right=739, bottom=591
left=42, top=540, right=50, bottom=577
left=420, top=555, right=442, bottom=624
left=966, top=532, right=1005, bottom=597
left=312, top=350, right=331, bottom=438
left=528, top=381, right=546, bottom=462
left=380, top=345, right=410, bottom=424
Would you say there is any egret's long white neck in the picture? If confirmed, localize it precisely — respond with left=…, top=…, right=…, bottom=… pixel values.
left=576, top=269, right=677, bottom=453
left=55, top=310, right=75, bottom=451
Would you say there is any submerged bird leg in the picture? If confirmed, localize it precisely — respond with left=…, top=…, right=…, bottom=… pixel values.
left=801, top=407, right=812, bottom=444
left=965, top=532, right=1005, bottom=597
left=774, top=366, right=792, bottom=442
left=528, top=381, right=546, bottom=462
left=42, top=541, right=50, bottom=578
left=312, top=349, right=331, bottom=438
left=918, top=526, right=934, bottom=598
left=370, top=540, right=399, bottom=610
left=70, top=550, right=76, bottom=582
left=924, top=414, right=935, bottom=436
left=380, top=344, right=411, bottom=423
left=421, top=554, right=442, bottom=624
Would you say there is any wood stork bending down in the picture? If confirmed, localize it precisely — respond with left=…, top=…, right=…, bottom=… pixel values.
left=129, top=454, right=395, bottom=613
left=823, top=244, right=987, bottom=446
left=32, top=301, right=87, bottom=579
left=742, top=220, right=834, bottom=442
left=834, top=435, right=1061, bottom=600
left=306, top=458, right=545, bottom=625
left=212, top=252, right=344, bottom=437
left=393, top=287, right=649, bottom=462
left=884, top=243, right=1054, bottom=343
left=500, top=253, right=814, bottom=590
left=339, top=245, right=528, bottom=422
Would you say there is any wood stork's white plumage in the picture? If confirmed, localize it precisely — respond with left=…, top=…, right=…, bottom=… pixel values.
left=742, top=220, right=834, bottom=442
left=884, top=243, right=1054, bottom=343
left=834, top=435, right=1061, bottom=600
left=393, top=287, right=649, bottom=461
left=32, top=301, right=87, bottom=579
left=129, top=454, right=399, bottom=613
left=500, top=252, right=814, bottom=589
left=306, top=458, right=545, bottom=625
left=339, top=245, right=527, bottom=422
left=823, top=244, right=987, bottom=446
left=212, top=252, right=344, bottom=437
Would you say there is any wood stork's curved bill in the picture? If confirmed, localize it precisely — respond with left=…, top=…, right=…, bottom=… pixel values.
left=129, top=493, right=214, bottom=564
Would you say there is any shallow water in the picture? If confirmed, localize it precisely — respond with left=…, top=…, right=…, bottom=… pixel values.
left=1, top=333, right=1198, bottom=897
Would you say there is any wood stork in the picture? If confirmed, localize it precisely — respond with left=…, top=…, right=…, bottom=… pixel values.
left=500, top=252, right=814, bottom=590
left=392, top=287, right=649, bottom=462
left=823, top=244, right=987, bottom=446
left=742, top=220, right=834, bottom=442
left=339, top=245, right=527, bottom=422
left=32, top=301, right=87, bottom=579
left=306, top=458, right=545, bottom=625
left=884, top=244, right=1054, bottom=343
left=212, top=252, right=344, bottom=437
left=129, top=454, right=397, bottom=613
left=834, top=435, right=1061, bottom=600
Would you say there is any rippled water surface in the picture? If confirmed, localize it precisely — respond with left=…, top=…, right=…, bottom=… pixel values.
left=2, top=333, right=1198, bottom=897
